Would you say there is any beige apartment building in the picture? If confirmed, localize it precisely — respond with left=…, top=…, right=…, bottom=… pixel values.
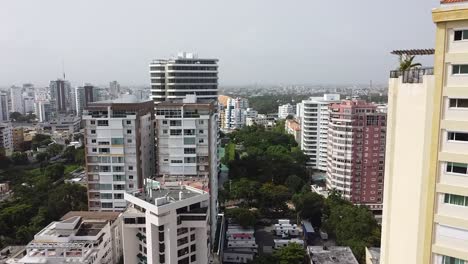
left=382, top=1, right=468, bottom=263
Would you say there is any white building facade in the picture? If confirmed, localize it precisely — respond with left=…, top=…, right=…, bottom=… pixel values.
left=278, top=103, right=294, bottom=119
left=10, top=86, right=24, bottom=114
left=300, top=94, right=340, bottom=170
left=223, top=97, right=249, bottom=131
left=123, top=183, right=210, bottom=264
left=83, top=97, right=155, bottom=211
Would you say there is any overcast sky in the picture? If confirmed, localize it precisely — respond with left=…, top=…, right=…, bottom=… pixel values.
left=0, top=0, right=440, bottom=87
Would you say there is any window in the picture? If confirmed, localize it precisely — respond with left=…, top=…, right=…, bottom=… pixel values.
left=90, top=120, right=95, bottom=125
left=128, top=166, right=133, bottom=170
left=100, top=184, right=112, bottom=190
left=449, top=98, right=468, bottom=108
left=443, top=255, right=465, bottom=264
left=126, top=129, right=132, bottom=134
left=184, top=148, right=196, bottom=154
left=184, top=157, right=196, bottom=163
left=91, top=139, right=96, bottom=143
left=199, top=120, right=204, bottom=125
left=454, top=29, right=468, bottom=41
left=101, top=193, right=112, bottom=199
left=92, top=148, right=97, bottom=152
left=91, top=130, right=96, bottom=134
left=444, top=193, right=468, bottom=206
left=447, top=162, right=468, bottom=175
left=452, top=64, right=468, bottom=75
left=184, top=129, right=195, bottom=135
left=162, top=120, right=168, bottom=125
left=163, top=129, right=168, bottom=134
left=102, top=202, right=113, bottom=208
left=114, top=193, right=123, bottom=199
left=170, top=120, right=182, bottom=126
left=126, top=120, right=131, bottom=125
left=97, top=120, right=109, bottom=126
left=199, top=139, right=205, bottom=144
left=127, top=139, right=132, bottom=143
left=129, top=184, right=134, bottom=189
left=448, top=132, right=468, bottom=142
left=184, top=138, right=195, bottom=145
left=128, top=175, right=134, bottom=180
left=171, top=160, right=183, bottom=164
left=170, top=129, right=182, bottom=136
left=111, top=138, right=124, bottom=145
left=198, top=129, right=204, bottom=134
left=113, top=175, right=123, bottom=181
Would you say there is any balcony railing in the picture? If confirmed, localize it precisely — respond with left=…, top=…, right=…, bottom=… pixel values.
left=389, top=67, right=434, bottom=84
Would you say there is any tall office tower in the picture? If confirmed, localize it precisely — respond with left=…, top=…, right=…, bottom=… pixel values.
left=49, top=79, right=73, bottom=115
left=23, top=96, right=35, bottom=114
left=296, top=102, right=303, bottom=119
left=149, top=52, right=218, bottom=103
left=19, top=212, right=123, bottom=264
left=9, top=86, right=24, bottom=114
left=0, top=91, right=9, bottom=122
left=76, top=84, right=98, bottom=116
left=381, top=1, right=468, bottom=263
left=0, top=124, right=13, bottom=156
left=122, top=181, right=210, bottom=264
left=278, top=103, right=295, bottom=119
left=154, top=95, right=219, bottom=243
left=83, top=96, right=155, bottom=212
left=35, top=101, right=53, bottom=122
left=326, top=99, right=386, bottom=209
left=223, top=97, right=249, bottom=131
left=300, top=94, right=340, bottom=170
left=109, top=81, right=120, bottom=99
left=23, top=83, right=35, bottom=97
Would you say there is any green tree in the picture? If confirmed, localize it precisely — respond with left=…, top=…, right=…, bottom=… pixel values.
left=285, top=175, right=306, bottom=193
left=45, top=163, right=65, bottom=182
left=398, top=54, right=422, bottom=71
left=11, top=152, right=28, bottom=165
left=258, top=183, right=290, bottom=212
left=230, top=178, right=260, bottom=204
left=292, top=192, right=324, bottom=228
left=47, top=183, right=88, bottom=220
left=272, top=243, right=306, bottom=264
left=35, top=152, right=49, bottom=162
left=46, top=144, right=64, bottom=157
left=225, top=208, right=257, bottom=228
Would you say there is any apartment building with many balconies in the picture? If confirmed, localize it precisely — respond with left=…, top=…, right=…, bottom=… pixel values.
left=326, top=100, right=386, bottom=210
left=122, top=181, right=210, bottom=264
left=381, top=1, right=468, bottom=263
left=149, top=52, right=218, bottom=103
left=83, top=96, right=154, bottom=212
left=300, top=94, right=340, bottom=170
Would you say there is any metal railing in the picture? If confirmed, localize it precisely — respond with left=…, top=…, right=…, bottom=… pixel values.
left=389, top=67, right=434, bottom=83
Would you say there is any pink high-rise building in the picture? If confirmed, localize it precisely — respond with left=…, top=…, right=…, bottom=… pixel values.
left=326, top=100, right=386, bottom=210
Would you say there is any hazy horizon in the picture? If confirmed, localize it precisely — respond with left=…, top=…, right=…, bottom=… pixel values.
left=1, top=0, right=439, bottom=87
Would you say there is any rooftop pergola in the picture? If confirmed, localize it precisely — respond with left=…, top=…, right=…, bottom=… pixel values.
left=390, top=49, right=435, bottom=56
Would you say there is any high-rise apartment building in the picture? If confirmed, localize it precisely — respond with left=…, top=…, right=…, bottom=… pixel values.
left=154, top=96, right=219, bottom=242
left=223, top=97, right=249, bottom=131
left=19, top=212, right=123, bottom=264
left=0, top=123, right=13, bottom=156
left=35, top=101, right=53, bottom=122
left=122, top=181, right=210, bottom=264
left=149, top=52, right=218, bottom=103
left=109, top=81, right=120, bottom=99
left=381, top=1, right=468, bottom=263
left=278, top=103, right=295, bottom=119
left=326, top=100, right=386, bottom=209
left=0, top=91, right=9, bottom=122
left=300, top=94, right=340, bottom=170
left=50, top=79, right=73, bottom=115
left=76, top=84, right=98, bottom=116
left=10, top=86, right=24, bottom=114
left=83, top=96, right=155, bottom=212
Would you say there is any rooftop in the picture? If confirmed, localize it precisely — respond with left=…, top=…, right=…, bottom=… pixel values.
left=131, top=180, right=207, bottom=206
left=60, top=211, right=120, bottom=222
left=308, top=246, right=359, bottom=264
left=441, top=0, right=468, bottom=3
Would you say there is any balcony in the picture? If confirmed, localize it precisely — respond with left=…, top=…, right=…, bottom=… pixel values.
left=389, top=67, right=434, bottom=84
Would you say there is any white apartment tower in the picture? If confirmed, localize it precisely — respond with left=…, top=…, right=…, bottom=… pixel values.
left=83, top=96, right=155, bottom=212
left=300, top=94, right=340, bottom=170
left=123, top=182, right=210, bottom=264
left=10, top=86, right=24, bottom=114
left=278, top=103, right=295, bottom=119
left=149, top=52, right=218, bottom=103
left=223, top=97, right=249, bottom=131
left=154, top=96, right=219, bottom=244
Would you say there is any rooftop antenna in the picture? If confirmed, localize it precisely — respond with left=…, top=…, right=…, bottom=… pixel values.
left=62, top=59, right=66, bottom=80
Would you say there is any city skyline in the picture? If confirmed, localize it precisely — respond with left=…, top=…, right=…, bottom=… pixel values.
left=1, top=0, right=438, bottom=87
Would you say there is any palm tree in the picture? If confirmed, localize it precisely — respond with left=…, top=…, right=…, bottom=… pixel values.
left=399, top=54, right=422, bottom=71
